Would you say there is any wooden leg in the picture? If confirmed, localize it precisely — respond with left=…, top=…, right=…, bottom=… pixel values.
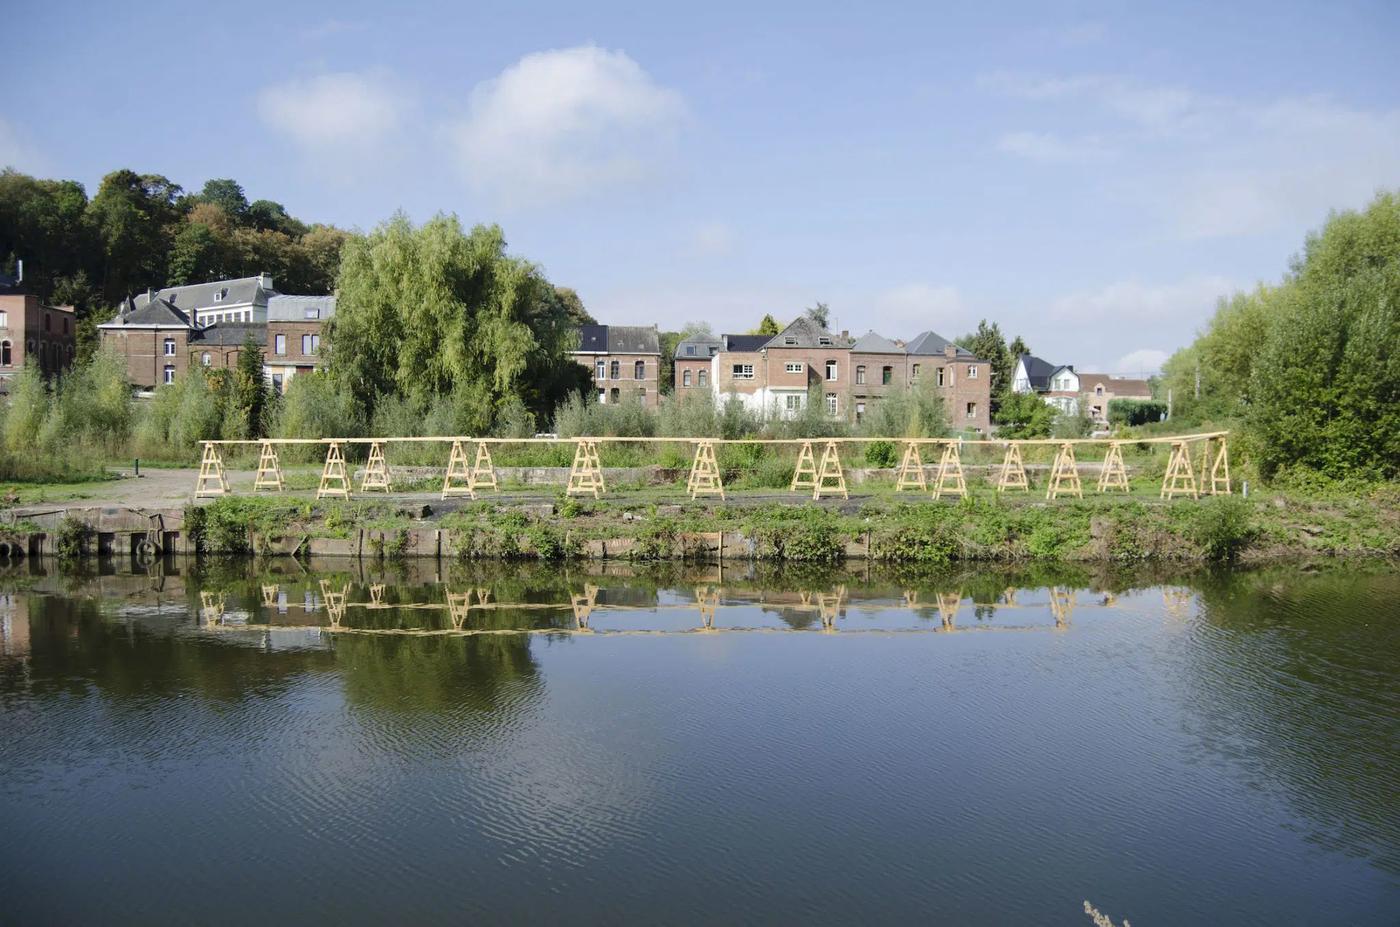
left=1096, top=443, right=1129, bottom=493
left=1046, top=443, right=1083, bottom=500
left=791, top=441, right=818, bottom=492
left=470, top=441, right=498, bottom=493
left=316, top=442, right=351, bottom=499
left=359, top=441, right=391, bottom=492
left=895, top=441, right=926, bottom=491
left=997, top=443, right=1028, bottom=492
left=813, top=441, right=847, bottom=500
left=688, top=440, right=725, bottom=500
left=442, top=440, right=476, bottom=499
left=195, top=442, right=230, bottom=497
left=253, top=442, right=284, bottom=492
left=933, top=443, right=967, bottom=500
left=1160, top=441, right=1199, bottom=499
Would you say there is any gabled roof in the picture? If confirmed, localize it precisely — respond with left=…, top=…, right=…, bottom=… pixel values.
left=100, top=296, right=193, bottom=328
left=721, top=334, right=771, bottom=353
left=268, top=294, right=335, bottom=322
left=764, top=315, right=850, bottom=350
left=1080, top=373, right=1152, bottom=397
left=674, top=336, right=722, bottom=359
left=1016, top=354, right=1058, bottom=391
left=849, top=331, right=903, bottom=353
left=139, top=275, right=272, bottom=312
left=905, top=330, right=973, bottom=357
left=575, top=324, right=660, bottom=354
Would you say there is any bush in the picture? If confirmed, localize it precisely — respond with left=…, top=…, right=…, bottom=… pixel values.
left=1192, top=495, right=1256, bottom=562
left=993, top=390, right=1055, bottom=438
left=1107, top=398, right=1168, bottom=427
left=864, top=440, right=897, bottom=468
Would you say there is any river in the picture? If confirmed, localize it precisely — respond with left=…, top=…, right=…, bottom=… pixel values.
left=1, top=558, right=1396, bottom=925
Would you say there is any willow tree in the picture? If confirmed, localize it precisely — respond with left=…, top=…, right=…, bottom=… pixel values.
left=327, top=214, right=587, bottom=433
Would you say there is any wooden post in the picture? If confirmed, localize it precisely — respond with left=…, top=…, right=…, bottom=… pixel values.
left=790, top=441, right=818, bottom=492
left=687, top=440, right=725, bottom=500
left=1046, top=443, right=1083, bottom=500
left=195, top=442, right=229, bottom=497
left=253, top=441, right=284, bottom=492
left=1160, top=441, right=1199, bottom=499
left=813, top=441, right=848, bottom=500
left=932, top=442, right=967, bottom=500
left=470, top=441, right=498, bottom=493
left=1208, top=439, right=1232, bottom=495
left=566, top=439, right=606, bottom=498
left=316, top=442, right=351, bottom=499
left=895, top=441, right=926, bottom=491
left=442, top=440, right=475, bottom=499
left=996, top=443, right=1029, bottom=492
left=359, top=441, right=391, bottom=493
left=1096, top=442, right=1129, bottom=493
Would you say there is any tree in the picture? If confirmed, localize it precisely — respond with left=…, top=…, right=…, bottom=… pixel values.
left=329, top=213, right=588, bottom=431
left=198, top=179, right=249, bottom=222
left=804, top=301, right=831, bottom=329
left=85, top=169, right=183, bottom=304
left=1008, top=335, right=1030, bottom=360
left=553, top=286, right=595, bottom=327
left=751, top=314, right=781, bottom=336
left=993, top=390, right=1055, bottom=438
left=956, top=319, right=1014, bottom=406
left=230, top=334, right=269, bottom=439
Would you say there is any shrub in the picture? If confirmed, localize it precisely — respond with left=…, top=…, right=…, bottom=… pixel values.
left=864, top=440, right=897, bottom=468
left=1107, top=398, right=1168, bottom=427
left=1192, top=495, right=1256, bottom=561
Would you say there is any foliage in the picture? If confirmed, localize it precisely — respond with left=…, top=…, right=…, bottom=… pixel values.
left=1051, top=407, right=1094, bottom=439
left=804, top=301, right=832, bottom=329
left=1107, top=398, right=1169, bottom=427
left=954, top=319, right=1019, bottom=406
left=1191, top=495, right=1256, bottom=562
left=864, top=440, right=898, bottom=468
left=751, top=314, right=781, bottom=336
left=55, top=515, right=91, bottom=560
left=993, top=390, right=1055, bottom=437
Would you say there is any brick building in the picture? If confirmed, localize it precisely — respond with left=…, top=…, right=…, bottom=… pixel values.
left=571, top=324, right=662, bottom=408
left=848, top=331, right=908, bottom=425
left=0, top=272, right=77, bottom=387
left=904, top=330, right=992, bottom=432
left=673, top=334, right=721, bottom=393
left=264, top=295, right=335, bottom=393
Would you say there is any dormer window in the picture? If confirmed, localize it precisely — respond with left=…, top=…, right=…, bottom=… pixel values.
left=818, top=337, right=832, bottom=346
left=304, top=308, right=320, bottom=320
left=213, top=287, right=229, bottom=303
left=784, top=337, right=797, bottom=346
left=685, top=345, right=695, bottom=356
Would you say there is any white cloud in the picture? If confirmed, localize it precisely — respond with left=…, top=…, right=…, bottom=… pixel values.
left=688, top=222, right=735, bottom=258
left=1048, top=276, right=1232, bottom=324
left=980, top=71, right=1201, bottom=131
left=257, top=70, right=407, bottom=155
left=0, top=117, right=46, bottom=172
left=996, top=130, right=1115, bottom=163
left=448, top=45, right=686, bottom=207
left=1113, top=348, right=1170, bottom=376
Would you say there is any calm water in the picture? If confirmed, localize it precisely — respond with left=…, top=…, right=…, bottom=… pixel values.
left=1, top=558, right=1397, bottom=925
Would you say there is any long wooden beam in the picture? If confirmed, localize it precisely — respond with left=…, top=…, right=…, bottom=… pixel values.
left=201, top=431, right=1228, bottom=447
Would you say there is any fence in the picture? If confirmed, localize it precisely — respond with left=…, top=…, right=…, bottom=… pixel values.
left=193, top=432, right=1231, bottom=503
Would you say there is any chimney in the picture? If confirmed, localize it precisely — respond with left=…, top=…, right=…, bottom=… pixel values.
left=840, top=330, right=849, bottom=341
left=147, top=287, right=155, bottom=302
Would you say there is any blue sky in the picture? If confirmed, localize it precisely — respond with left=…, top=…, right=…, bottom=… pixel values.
left=4, top=0, right=1399, bottom=373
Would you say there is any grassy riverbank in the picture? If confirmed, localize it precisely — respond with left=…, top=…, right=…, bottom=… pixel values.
left=178, top=482, right=1400, bottom=564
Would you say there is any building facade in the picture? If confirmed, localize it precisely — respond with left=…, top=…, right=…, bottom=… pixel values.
left=265, top=295, right=335, bottom=393
left=673, top=335, right=721, bottom=393
left=0, top=282, right=77, bottom=387
left=571, top=324, right=662, bottom=408
left=848, top=332, right=908, bottom=424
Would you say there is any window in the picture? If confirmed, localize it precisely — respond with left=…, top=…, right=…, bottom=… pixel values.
left=634, top=360, right=645, bottom=380
left=638, top=387, right=646, bottom=399
left=0, top=341, right=9, bottom=366
left=598, top=389, right=607, bottom=402
left=882, top=366, right=893, bottom=385
left=304, top=308, right=320, bottom=320
left=937, top=367, right=946, bottom=387
left=783, top=336, right=797, bottom=346
left=163, top=338, right=176, bottom=356
left=610, top=360, right=620, bottom=379
left=200, top=352, right=211, bottom=367
left=0, top=311, right=7, bottom=327
left=785, top=362, right=803, bottom=374
left=855, top=401, right=866, bottom=423
left=1095, top=385, right=1104, bottom=395
left=685, top=345, right=695, bottom=356
left=732, top=364, right=754, bottom=379
left=968, top=365, right=978, bottom=379
left=826, top=393, right=838, bottom=415
left=818, top=337, right=832, bottom=346
left=214, top=287, right=228, bottom=302
left=966, top=402, right=976, bottom=419
left=911, top=363, right=921, bottom=380
left=855, top=365, right=866, bottom=385
left=698, top=370, right=708, bottom=387
left=63, top=316, right=69, bottom=334
left=275, top=334, right=287, bottom=355
left=271, top=374, right=283, bottom=393
left=610, top=388, right=620, bottom=403
left=302, top=334, right=320, bottom=354
left=163, top=365, right=175, bottom=384
left=785, top=394, right=802, bottom=411
left=683, top=369, right=692, bottom=387
left=825, top=360, right=838, bottom=381
left=596, top=360, right=606, bottom=380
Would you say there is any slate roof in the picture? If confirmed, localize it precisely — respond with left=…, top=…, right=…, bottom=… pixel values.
left=1017, top=354, right=1058, bottom=391
left=674, top=336, right=722, bottom=359
left=905, top=330, right=974, bottom=357
left=100, top=296, right=193, bottom=328
left=764, top=316, right=850, bottom=350
left=136, top=275, right=272, bottom=312
left=721, top=334, right=771, bottom=353
left=574, top=324, right=660, bottom=354
left=268, top=294, right=336, bottom=322
left=191, top=323, right=266, bottom=347
left=849, top=331, right=903, bottom=353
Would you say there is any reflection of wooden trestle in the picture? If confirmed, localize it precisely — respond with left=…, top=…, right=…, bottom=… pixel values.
left=261, top=584, right=279, bottom=608
left=695, top=586, right=720, bottom=630
left=195, top=443, right=229, bottom=497
left=446, top=590, right=472, bottom=630
left=1160, top=441, right=1198, bottom=499
left=996, top=443, right=1028, bottom=492
left=816, top=585, right=847, bottom=630
left=1049, top=587, right=1075, bottom=627
left=895, top=442, right=926, bottom=492
left=319, top=580, right=348, bottom=628
left=253, top=442, right=284, bottom=492
left=790, top=442, right=819, bottom=493
left=1046, top=443, right=1082, bottom=500
left=359, top=441, right=392, bottom=493
left=566, top=440, right=606, bottom=498
left=570, top=584, right=599, bottom=630
left=367, top=584, right=388, bottom=608
left=1163, top=587, right=1194, bottom=617
left=200, top=591, right=225, bottom=625
left=936, top=591, right=960, bottom=629
left=442, top=440, right=475, bottom=499
left=933, top=443, right=966, bottom=500
left=317, top=442, right=351, bottom=500
left=470, top=441, right=498, bottom=493
left=687, top=441, right=725, bottom=500
left=1097, top=443, right=1129, bottom=493
left=813, top=442, right=848, bottom=500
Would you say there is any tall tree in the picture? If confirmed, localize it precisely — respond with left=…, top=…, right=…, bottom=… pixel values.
left=804, top=301, right=831, bottom=329
left=751, top=313, right=781, bottom=335
left=85, top=169, right=183, bottom=304
left=231, top=334, right=269, bottom=439
left=198, top=179, right=249, bottom=222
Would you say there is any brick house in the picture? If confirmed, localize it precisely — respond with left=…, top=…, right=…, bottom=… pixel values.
left=711, top=333, right=771, bottom=411
left=848, top=331, right=907, bottom=425
left=904, top=330, right=992, bottom=432
left=673, top=334, right=721, bottom=393
left=571, top=324, right=661, bottom=408
left=758, top=317, right=852, bottom=419
left=1076, top=373, right=1154, bottom=425
left=0, top=271, right=77, bottom=387
left=264, top=295, right=335, bottom=393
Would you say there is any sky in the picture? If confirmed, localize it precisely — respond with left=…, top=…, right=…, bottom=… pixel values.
left=3, top=0, right=1399, bottom=374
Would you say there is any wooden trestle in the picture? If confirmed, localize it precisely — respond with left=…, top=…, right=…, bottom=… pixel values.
left=359, top=441, right=391, bottom=492
left=996, top=443, right=1029, bottom=492
left=1046, top=443, right=1083, bottom=500
left=1097, top=443, right=1129, bottom=493
left=316, top=442, right=351, bottom=499
left=932, top=443, right=966, bottom=499
left=812, top=441, right=848, bottom=500
left=442, top=440, right=475, bottom=498
left=566, top=440, right=606, bottom=498
left=195, top=442, right=229, bottom=497
left=687, top=440, right=725, bottom=500
left=253, top=441, right=284, bottom=492
left=1160, top=440, right=1198, bottom=499
left=790, top=442, right=818, bottom=493
left=895, top=441, right=927, bottom=491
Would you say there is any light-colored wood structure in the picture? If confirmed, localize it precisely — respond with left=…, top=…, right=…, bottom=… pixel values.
left=936, top=591, right=960, bottom=629
left=566, top=440, right=606, bottom=498
left=932, top=443, right=966, bottom=500
left=316, top=442, right=351, bottom=500
left=895, top=441, right=927, bottom=492
left=470, top=441, right=498, bottom=493
left=996, top=443, right=1028, bottom=492
left=442, top=440, right=475, bottom=499
left=1203, top=436, right=1232, bottom=495
left=1096, top=443, right=1129, bottom=493
left=1161, top=440, right=1199, bottom=499
left=195, top=443, right=229, bottom=497
left=790, top=442, right=819, bottom=493
left=1049, top=587, right=1075, bottom=627
left=812, top=441, right=848, bottom=500
left=253, top=442, right=284, bottom=492
left=687, top=440, right=725, bottom=500
left=1046, top=443, right=1083, bottom=500
left=359, top=441, right=391, bottom=493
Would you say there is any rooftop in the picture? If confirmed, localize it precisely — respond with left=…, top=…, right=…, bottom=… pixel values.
left=575, top=324, right=660, bottom=355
